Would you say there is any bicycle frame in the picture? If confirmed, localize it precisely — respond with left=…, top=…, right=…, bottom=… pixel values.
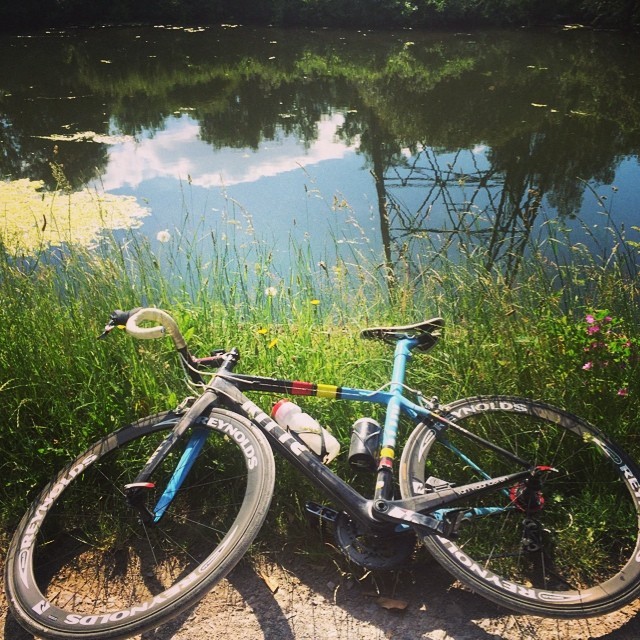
left=10, top=315, right=640, bottom=639
left=128, top=337, right=539, bottom=536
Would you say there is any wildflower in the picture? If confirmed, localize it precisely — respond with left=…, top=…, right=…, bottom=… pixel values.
left=618, top=388, right=629, bottom=397
left=310, top=299, right=320, bottom=306
left=582, top=362, right=593, bottom=371
left=265, top=286, right=278, bottom=297
left=585, top=314, right=595, bottom=324
left=587, top=325, right=600, bottom=335
left=257, top=328, right=268, bottom=335
left=156, top=229, right=171, bottom=243
left=268, top=338, right=278, bottom=349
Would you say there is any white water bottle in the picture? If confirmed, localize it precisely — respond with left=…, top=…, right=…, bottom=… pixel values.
left=271, top=399, right=340, bottom=464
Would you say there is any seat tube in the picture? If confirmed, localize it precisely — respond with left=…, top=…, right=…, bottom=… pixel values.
left=375, top=338, right=415, bottom=501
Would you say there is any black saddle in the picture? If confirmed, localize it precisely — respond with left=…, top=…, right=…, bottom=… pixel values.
left=360, top=318, right=444, bottom=352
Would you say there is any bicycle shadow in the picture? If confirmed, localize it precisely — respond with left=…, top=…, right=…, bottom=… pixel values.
left=134, top=541, right=640, bottom=640
left=230, top=547, right=640, bottom=640
left=4, top=547, right=640, bottom=640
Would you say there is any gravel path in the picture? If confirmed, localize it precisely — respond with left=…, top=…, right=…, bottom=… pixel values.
left=3, top=546, right=640, bottom=640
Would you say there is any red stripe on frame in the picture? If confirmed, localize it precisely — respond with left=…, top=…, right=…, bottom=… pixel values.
left=291, top=381, right=314, bottom=396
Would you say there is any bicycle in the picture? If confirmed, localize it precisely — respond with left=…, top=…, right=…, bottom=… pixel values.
left=5, top=307, right=640, bottom=639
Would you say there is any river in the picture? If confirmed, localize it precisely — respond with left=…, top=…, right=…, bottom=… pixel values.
left=1, top=24, right=639, bottom=277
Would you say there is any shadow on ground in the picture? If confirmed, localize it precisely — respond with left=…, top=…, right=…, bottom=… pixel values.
left=3, top=543, right=640, bottom=640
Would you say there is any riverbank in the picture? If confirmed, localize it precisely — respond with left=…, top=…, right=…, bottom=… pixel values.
left=1, top=220, right=639, bottom=533
left=1, top=204, right=640, bottom=638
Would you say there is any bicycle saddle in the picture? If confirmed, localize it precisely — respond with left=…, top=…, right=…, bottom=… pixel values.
left=360, top=317, right=444, bottom=352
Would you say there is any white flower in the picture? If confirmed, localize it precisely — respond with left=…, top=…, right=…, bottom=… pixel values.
left=156, top=229, right=171, bottom=243
left=264, top=286, right=278, bottom=297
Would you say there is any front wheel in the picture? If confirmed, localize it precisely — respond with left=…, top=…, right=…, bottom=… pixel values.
left=5, top=408, right=275, bottom=639
left=399, top=396, right=640, bottom=618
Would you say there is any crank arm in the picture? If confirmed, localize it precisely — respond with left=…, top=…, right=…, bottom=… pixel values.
left=371, top=499, right=447, bottom=535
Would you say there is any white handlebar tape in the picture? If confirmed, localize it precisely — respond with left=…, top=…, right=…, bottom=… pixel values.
left=125, top=308, right=187, bottom=350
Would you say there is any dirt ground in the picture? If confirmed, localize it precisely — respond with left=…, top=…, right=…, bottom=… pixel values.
left=3, top=543, right=640, bottom=640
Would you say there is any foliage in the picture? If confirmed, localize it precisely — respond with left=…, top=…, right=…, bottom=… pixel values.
left=1, top=0, right=638, bottom=31
left=561, top=309, right=639, bottom=398
left=580, top=0, right=640, bottom=28
left=0, top=176, right=638, bottom=538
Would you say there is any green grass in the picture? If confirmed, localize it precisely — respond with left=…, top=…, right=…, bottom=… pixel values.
left=0, top=206, right=639, bottom=549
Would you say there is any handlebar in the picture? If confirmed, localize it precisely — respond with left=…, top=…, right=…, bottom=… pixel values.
left=99, top=307, right=186, bottom=350
left=125, top=308, right=187, bottom=350
left=100, top=307, right=230, bottom=384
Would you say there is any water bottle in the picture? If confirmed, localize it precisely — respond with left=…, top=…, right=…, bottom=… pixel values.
left=271, top=399, right=340, bottom=464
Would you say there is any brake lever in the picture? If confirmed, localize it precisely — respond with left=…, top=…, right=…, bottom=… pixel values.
left=97, top=308, right=142, bottom=340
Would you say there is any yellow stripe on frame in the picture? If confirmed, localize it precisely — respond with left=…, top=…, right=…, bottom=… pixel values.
left=316, top=383, right=338, bottom=398
left=380, top=447, right=395, bottom=459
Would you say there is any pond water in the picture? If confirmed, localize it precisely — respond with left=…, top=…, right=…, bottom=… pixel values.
left=1, top=24, right=639, bottom=278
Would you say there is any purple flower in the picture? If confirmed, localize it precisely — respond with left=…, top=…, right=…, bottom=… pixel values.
left=618, top=388, right=629, bottom=397
left=582, top=362, right=593, bottom=370
left=587, top=325, right=600, bottom=335
left=586, top=314, right=595, bottom=324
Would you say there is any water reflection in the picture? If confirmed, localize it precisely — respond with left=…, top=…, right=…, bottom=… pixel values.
left=0, top=25, right=638, bottom=276
left=99, top=113, right=355, bottom=190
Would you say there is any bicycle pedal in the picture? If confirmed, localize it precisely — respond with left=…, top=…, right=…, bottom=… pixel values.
left=305, top=501, right=339, bottom=523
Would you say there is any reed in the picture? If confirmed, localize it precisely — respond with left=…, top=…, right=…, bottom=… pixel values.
left=0, top=204, right=638, bottom=541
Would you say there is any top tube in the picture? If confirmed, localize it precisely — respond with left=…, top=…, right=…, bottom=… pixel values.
left=228, top=336, right=427, bottom=414
left=223, top=335, right=430, bottom=452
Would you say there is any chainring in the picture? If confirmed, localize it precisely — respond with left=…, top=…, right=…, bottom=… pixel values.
left=333, top=512, right=416, bottom=570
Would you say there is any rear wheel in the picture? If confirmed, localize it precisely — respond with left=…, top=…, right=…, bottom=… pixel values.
left=399, top=396, right=640, bottom=618
left=6, top=408, right=275, bottom=639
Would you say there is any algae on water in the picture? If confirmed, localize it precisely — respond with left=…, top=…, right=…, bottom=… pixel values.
left=0, top=179, right=149, bottom=252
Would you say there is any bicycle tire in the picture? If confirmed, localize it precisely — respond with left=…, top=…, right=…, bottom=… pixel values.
left=5, top=407, right=275, bottom=639
left=399, top=395, right=640, bottom=618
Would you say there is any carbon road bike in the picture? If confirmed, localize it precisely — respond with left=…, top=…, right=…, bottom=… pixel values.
left=6, top=307, right=640, bottom=639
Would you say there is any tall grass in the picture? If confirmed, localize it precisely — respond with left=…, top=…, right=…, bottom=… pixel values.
left=0, top=204, right=639, bottom=541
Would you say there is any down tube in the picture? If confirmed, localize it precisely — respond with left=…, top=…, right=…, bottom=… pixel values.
left=239, top=397, right=373, bottom=526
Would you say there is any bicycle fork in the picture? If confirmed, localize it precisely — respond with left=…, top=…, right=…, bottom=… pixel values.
left=123, top=391, right=219, bottom=525
left=123, top=349, right=241, bottom=525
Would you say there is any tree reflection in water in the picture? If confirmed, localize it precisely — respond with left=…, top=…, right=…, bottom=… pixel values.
left=0, top=25, right=638, bottom=281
